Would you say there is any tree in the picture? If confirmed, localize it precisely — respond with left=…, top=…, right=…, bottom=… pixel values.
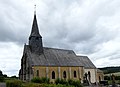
left=10, top=76, right=18, bottom=79
left=0, top=70, right=3, bottom=76
left=3, top=74, right=7, bottom=78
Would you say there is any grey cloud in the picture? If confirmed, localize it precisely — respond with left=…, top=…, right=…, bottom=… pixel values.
left=0, top=0, right=33, bottom=45
left=0, top=0, right=119, bottom=55
left=39, top=0, right=119, bottom=55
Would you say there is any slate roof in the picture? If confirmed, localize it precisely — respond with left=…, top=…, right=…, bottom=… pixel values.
left=25, top=45, right=96, bottom=68
left=76, top=56, right=96, bottom=69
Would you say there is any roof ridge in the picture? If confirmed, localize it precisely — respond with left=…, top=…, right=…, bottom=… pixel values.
left=43, top=47, right=74, bottom=52
left=77, top=56, right=88, bottom=57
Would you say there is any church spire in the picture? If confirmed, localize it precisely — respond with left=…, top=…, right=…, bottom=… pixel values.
left=29, top=5, right=43, bottom=54
left=29, top=5, right=42, bottom=38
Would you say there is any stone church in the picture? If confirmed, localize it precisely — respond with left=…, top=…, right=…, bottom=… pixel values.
left=19, top=12, right=104, bottom=83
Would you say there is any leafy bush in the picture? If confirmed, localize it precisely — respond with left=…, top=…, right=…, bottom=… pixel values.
left=55, top=78, right=82, bottom=87
left=73, top=80, right=82, bottom=87
left=60, top=79, right=68, bottom=85
left=55, top=78, right=61, bottom=84
left=6, top=80, right=22, bottom=87
left=31, top=77, right=42, bottom=83
left=31, top=77, right=50, bottom=84
left=68, top=79, right=82, bottom=87
left=55, top=78, right=67, bottom=85
left=68, top=79, right=74, bottom=85
left=0, top=76, right=5, bottom=82
left=41, top=77, right=50, bottom=84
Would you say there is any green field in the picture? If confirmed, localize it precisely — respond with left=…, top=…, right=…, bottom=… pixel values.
left=105, top=72, right=120, bottom=76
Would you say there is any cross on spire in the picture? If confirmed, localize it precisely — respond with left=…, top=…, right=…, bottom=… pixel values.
left=34, top=4, right=36, bottom=15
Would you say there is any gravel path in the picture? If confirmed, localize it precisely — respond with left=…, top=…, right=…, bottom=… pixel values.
left=0, top=83, right=6, bottom=87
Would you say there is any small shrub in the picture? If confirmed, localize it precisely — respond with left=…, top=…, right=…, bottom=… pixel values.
left=55, top=78, right=61, bottom=84
left=68, top=79, right=82, bottom=87
left=41, top=77, right=50, bottom=84
left=31, top=77, right=50, bottom=84
left=55, top=78, right=82, bottom=87
left=68, top=79, right=74, bottom=85
left=6, top=80, right=22, bottom=87
left=73, top=80, right=82, bottom=87
left=60, top=79, right=67, bottom=84
left=55, top=78, right=68, bottom=85
left=31, top=77, right=42, bottom=83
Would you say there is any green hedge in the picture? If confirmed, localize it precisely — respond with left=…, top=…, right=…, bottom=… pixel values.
left=55, top=78, right=67, bottom=85
left=55, top=78, right=82, bottom=87
left=22, top=83, right=74, bottom=87
left=5, top=78, right=82, bottom=87
left=6, top=80, right=22, bottom=87
left=31, top=77, right=50, bottom=84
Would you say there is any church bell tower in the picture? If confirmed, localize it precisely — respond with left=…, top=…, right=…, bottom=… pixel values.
left=29, top=6, right=43, bottom=54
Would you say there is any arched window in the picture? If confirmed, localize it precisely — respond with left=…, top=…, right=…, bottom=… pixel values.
left=36, top=70, right=39, bottom=77
left=74, top=71, right=77, bottom=78
left=63, top=71, right=66, bottom=78
left=52, top=71, right=55, bottom=79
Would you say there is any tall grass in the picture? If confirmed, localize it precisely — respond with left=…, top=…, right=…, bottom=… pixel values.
left=6, top=80, right=22, bottom=87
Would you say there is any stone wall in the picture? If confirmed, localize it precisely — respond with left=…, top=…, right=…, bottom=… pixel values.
left=84, top=69, right=97, bottom=83
left=97, top=72, right=104, bottom=82
left=32, top=66, right=84, bottom=83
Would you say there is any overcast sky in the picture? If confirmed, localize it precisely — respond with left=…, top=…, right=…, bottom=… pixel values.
left=0, top=0, right=120, bottom=76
